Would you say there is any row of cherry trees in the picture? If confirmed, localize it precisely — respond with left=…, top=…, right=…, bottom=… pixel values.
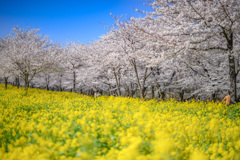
left=1, top=0, right=240, bottom=101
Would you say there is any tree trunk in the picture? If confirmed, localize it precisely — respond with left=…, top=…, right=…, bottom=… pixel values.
left=212, top=91, right=216, bottom=102
left=15, top=77, right=20, bottom=89
left=155, top=83, right=161, bottom=100
left=180, top=90, right=184, bottom=102
left=108, top=85, right=111, bottom=96
left=160, top=91, right=165, bottom=101
left=24, top=74, right=29, bottom=90
left=142, top=86, right=147, bottom=99
left=113, top=68, right=121, bottom=96
left=135, top=88, right=138, bottom=98
left=129, top=83, right=133, bottom=97
left=141, top=68, right=149, bottom=99
left=14, top=77, right=17, bottom=86
left=46, top=76, right=49, bottom=90
left=30, top=83, right=34, bottom=88
left=73, top=71, right=76, bottom=92
left=226, top=31, right=237, bottom=103
left=24, top=74, right=29, bottom=95
left=80, top=88, right=83, bottom=94
left=25, top=81, right=29, bottom=90
left=131, top=59, right=143, bottom=99
left=45, top=75, right=50, bottom=90
left=125, top=85, right=129, bottom=97
left=114, top=90, right=117, bottom=96
left=229, top=53, right=237, bottom=102
left=4, top=77, right=8, bottom=90
left=151, top=85, right=155, bottom=99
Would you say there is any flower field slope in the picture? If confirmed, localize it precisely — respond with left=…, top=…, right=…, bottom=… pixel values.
left=0, top=84, right=240, bottom=160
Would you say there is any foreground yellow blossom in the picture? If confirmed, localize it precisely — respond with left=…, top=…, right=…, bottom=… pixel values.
left=0, top=84, right=240, bottom=160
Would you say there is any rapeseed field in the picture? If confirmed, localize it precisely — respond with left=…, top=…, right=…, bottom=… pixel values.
left=0, top=84, right=239, bottom=160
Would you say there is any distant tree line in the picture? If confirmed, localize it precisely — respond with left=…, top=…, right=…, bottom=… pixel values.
left=0, top=0, right=240, bottom=102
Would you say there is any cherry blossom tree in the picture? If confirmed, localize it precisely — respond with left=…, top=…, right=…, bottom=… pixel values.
left=0, top=39, right=13, bottom=89
left=135, top=0, right=240, bottom=101
left=2, top=26, right=56, bottom=94
left=62, top=42, right=89, bottom=92
left=1, top=0, right=239, bottom=102
left=109, top=15, right=155, bottom=99
left=32, top=44, right=62, bottom=90
left=95, top=32, right=130, bottom=96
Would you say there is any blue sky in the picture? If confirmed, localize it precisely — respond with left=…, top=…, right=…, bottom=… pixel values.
left=0, top=0, right=151, bottom=44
